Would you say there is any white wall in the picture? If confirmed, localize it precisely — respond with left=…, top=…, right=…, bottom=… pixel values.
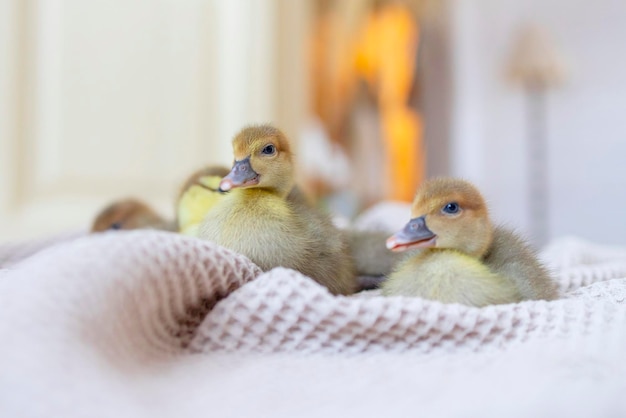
left=0, top=0, right=303, bottom=242
left=449, top=0, right=626, bottom=247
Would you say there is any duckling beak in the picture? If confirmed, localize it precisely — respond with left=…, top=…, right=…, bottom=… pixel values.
left=386, top=216, right=437, bottom=252
left=219, top=157, right=260, bottom=192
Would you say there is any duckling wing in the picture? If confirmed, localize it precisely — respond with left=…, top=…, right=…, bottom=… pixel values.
left=483, top=227, right=558, bottom=300
left=346, top=229, right=405, bottom=277
left=287, top=197, right=357, bottom=295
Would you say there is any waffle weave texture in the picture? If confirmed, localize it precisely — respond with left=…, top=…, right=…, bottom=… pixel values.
left=1, top=226, right=625, bottom=417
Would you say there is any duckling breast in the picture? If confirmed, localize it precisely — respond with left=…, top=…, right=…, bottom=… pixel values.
left=198, top=191, right=308, bottom=271
left=383, top=249, right=523, bottom=307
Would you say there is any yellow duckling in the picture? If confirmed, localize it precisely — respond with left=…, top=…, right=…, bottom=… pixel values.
left=176, top=165, right=230, bottom=236
left=382, top=178, right=557, bottom=306
left=198, top=124, right=357, bottom=295
left=91, top=198, right=174, bottom=232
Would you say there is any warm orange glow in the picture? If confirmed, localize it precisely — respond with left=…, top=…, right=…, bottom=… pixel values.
left=382, top=107, right=423, bottom=201
left=308, top=1, right=423, bottom=204
left=354, top=3, right=423, bottom=202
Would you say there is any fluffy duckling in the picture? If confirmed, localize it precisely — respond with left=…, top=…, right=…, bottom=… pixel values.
left=382, top=178, right=557, bottom=306
left=91, top=198, right=175, bottom=232
left=198, top=124, right=357, bottom=295
left=176, top=165, right=230, bottom=236
left=347, top=229, right=405, bottom=287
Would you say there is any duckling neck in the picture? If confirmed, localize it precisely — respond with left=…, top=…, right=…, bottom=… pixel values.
left=476, top=226, right=495, bottom=259
left=222, top=187, right=293, bottom=224
left=459, top=224, right=494, bottom=259
left=237, top=187, right=287, bottom=200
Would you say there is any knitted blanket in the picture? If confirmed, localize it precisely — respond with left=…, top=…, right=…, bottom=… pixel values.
left=1, top=218, right=625, bottom=416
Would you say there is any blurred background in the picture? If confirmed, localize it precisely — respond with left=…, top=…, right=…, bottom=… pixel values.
left=1, top=0, right=625, bottom=247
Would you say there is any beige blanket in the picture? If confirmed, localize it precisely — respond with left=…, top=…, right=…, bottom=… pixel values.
left=1, top=224, right=626, bottom=417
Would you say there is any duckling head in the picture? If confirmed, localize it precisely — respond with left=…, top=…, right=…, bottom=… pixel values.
left=386, top=178, right=493, bottom=258
left=176, top=165, right=230, bottom=235
left=91, top=198, right=164, bottom=232
left=177, top=165, right=230, bottom=201
left=219, top=125, right=294, bottom=197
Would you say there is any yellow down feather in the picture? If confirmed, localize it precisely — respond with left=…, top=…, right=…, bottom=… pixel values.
left=177, top=175, right=225, bottom=236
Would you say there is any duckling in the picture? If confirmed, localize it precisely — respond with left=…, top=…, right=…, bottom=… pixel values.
left=382, top=178, right=557, bottom=306
left=176, top=165, right=230, bottom=236
left=347, top=229, right=406, bottom=287
left=198, top=124, right=357, bottom=295
left=91, top=198, right=175, bottom=232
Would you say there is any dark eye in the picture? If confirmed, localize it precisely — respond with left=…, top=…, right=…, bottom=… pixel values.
left=109, top=222, right=123, bottom=230
left=261, top=144, right=276, bottom=155
left=442, top=202, right=460, bottom=214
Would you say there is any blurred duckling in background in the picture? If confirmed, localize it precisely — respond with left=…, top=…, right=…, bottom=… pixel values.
left=92, top=166, right=228, bottom=234
left=176, top=165, right=230, bottom=236
left=91, top=198, right=175, bottom=232
left=347, top=229, right=405, bottom=287
left=382, top=178, right=557, bottom=306
left=198, top=124, right=357, bottom=295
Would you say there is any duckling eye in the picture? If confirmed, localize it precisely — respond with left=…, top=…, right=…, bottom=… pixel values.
left=261, top=144, right=276, bottom=155
left=109, top=222, right=123, bottom=230
left=442, top=202, right=460, bottom=214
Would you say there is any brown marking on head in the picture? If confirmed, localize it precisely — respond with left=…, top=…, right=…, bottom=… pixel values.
left=411, top=178, right=493, bottom=258
left=91, top=198, right=166, bottom=232
left=229, top=124, right=295, bottom=196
